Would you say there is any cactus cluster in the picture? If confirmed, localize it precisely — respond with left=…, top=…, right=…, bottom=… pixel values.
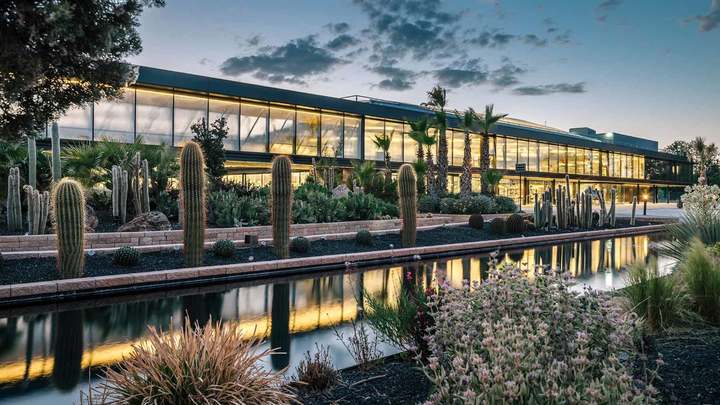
left=397, top=164, right=417, bottom=248
left=112, top=165, right=129, bottom=224
left=24, top=185, right=49, bottom=235
left=271, top=156, right=293, bottom=259
left=6, top=167, right=22, bottom=232
left=130, top=152, right=151, bottom=216
left=533, top=179, right=617, bottom=231
left=52, top=179, right=85, bottom=279
left=179, top=142, right=206, bottom=267
left=51, top=122, right=62, bottom=182
left=533, top=189, right=554, bottom=231
left=576, top=187, right=594, bottom=229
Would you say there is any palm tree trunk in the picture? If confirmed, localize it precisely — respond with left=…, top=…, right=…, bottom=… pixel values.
left=460, top=130, right=472, bottom=198
left=416, top=141, right=424, bottom=161
left=426, top=147, right=436, bottom=197
left=437, top=126, right=448, bottom=194
left=480, top=133, right=490, bottom=194
left=384, top=152, right=392, bottom=183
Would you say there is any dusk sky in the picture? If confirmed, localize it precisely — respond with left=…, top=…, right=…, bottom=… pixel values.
left=128, top=0, right=720, bottom=148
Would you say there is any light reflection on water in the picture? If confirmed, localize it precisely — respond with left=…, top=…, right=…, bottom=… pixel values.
left=0, top=233, right=669, bottom=404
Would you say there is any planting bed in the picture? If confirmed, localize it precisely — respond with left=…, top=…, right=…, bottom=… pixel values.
left=296, top=356, right=431, bottom=405
left=0, top=218, right=650, bottom=286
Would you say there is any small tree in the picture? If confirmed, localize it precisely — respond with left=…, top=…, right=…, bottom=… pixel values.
left=191, top=117, right=228, bottom=190
left=372, top=130, right=394, bottom=183
left=689, top=137, right=719, bottom=185
left=0, top=0, right=164, bottom=141
left=482, top=169, right=503, bottom=197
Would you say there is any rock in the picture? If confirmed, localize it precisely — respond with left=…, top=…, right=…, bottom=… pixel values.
left=118, top=211, right=171, bottom=232
left=85, top=204, right=98, bottom=233
left=332, top=184, right=351, bottom=198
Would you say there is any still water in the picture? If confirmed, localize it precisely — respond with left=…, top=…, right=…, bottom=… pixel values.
left=0, top=233, right=671, bottom=404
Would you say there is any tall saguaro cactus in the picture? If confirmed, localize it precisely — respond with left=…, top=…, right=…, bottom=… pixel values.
left=111, top=165, right=129, bottom=224
left=6, top=167, right=22, bottom=232
left=179, top=141, right=206, bottom=267
left=271, top=156, right=293, bottom=259
left=24, top=185, right=49, bottom=235
left=52, top=179, right=85, bottom=279
left=51, top=122, right=62, bottom=182
left=630, top=195, right=637, bottom=226
left=398, top=164, right=417, bottom=247
left=27, top=134, right=37, bottom=189
left=141, top=158, right=150, bottom=213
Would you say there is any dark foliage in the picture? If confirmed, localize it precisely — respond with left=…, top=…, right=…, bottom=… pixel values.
left=191, top=117, right=228, bottom=190
left=294, top=344, right=338, bottom=392
left=468, top=214, right=484, bottom=230
left=355, top=230, right=374, bottom=246
left=212, top=239, right=235, bottom=258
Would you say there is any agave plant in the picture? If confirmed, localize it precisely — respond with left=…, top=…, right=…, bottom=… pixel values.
left=351, top=160, right=379, bottom=193
left=477, top=104, right=508, bottom=194
left=482, top=169, right=504, bottom=197
left=658, top=211, right=720, bottom=261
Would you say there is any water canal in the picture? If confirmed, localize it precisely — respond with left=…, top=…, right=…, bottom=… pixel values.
left=0, top=233, right=673, bottom=404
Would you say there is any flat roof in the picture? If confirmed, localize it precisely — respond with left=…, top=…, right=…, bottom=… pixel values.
left=134, top=66, right=687, bottom=162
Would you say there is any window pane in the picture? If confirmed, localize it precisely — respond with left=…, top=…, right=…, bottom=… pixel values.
left=269, top=106, right=294, bottom=154
left=321, top=113, right=343, bottom=158
left=559, top=145, right=567, bottom=173
left=539, top=143, right=549, bottom=172
left=344, top=116, right=361, bottom=159
left=528, top=141, right=539, bottom=171
left=485, top=134, right=493, bottom=168
left=95, top=90, right=135, bottom=143
left=613, top=153, right=621, bottom=177
left=567, top=147, right=576, bottom=174
left=451, top=130, right=464, bottom=166
left=517, top=139, right=529, bottom=168
left=57, top=104, right=93, bottom=141
left=173, top=94, right=207, bottom=147
left=592, top=150, right=600, bottom=175
left=403, top=127, right=419, bottom=163
left=576, top=148, right=585, bottom=175
left=240, top=103, right=267, bottom=153
left=495, top=136, right=506, bottom=169
left=364, top=119, right=385, bottom=161
left=549, top=144, right=559, bottom=172
left=385, top=121, right=403, bottom=162
left=296, top=111, right=319, bottom=156
left=209, top=99, right=240, bottom=151
left=505, top=137, right=517, bottom=170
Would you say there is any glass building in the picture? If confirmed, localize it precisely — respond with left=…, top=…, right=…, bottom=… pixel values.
left=51, top=66, right=692, bottom=203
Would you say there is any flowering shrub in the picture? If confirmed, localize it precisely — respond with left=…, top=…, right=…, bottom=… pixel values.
left=681, top=183, right=720, bottom=218
left=422, top=257, right=656, bottom=404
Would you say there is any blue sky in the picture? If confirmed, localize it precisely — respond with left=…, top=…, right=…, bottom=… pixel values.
left=128, top=0, right=720, bottom=147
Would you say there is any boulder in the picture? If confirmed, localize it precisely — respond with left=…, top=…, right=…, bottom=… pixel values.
left=332, top=184, right=351, bottom=198
left=85, top=204, right=98, bottom=233
left=118, top=211, right=171, bottom=232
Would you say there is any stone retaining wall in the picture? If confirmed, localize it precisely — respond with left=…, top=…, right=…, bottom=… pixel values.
left=0, top=215, right=469, bottom=254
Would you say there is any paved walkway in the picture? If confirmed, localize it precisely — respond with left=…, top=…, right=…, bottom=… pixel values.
left=614, top=203, right=683, bottom=218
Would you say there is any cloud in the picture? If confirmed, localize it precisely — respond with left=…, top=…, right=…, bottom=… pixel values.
left=489, top=59, right=527, bottom=88
left=325, top=34, right=361, bottom=51
left=465, top=29, right=515, bottom=48
left=246, top=35, right=262, bottom=47
left=325, top=22, right=351, bottom=34
left=596, top=0, right=622, bottom=21
left=513, top=82, right=587, bottom=96
left=523, top=34, right=548, bottom=47
left=368, top=65, right=419, bottom=90
left=220, top=36, right=347, bottom=85
left=432, top=59, right=488, bottom=88
left=693, top=0, right=720, bottom=32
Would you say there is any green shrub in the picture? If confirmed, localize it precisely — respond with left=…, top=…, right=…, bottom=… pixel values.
left=489, top=217, right=506, bottom=235
left=208, top=190, right=269, bottom=227
left=355, top=230, right=374, bottom=246
left=621, top=259, right=690, bottom=332
left=293, top=190, right=347, bottom=224
left=493, top=196, right=517, bottom=213
left=506, top=213, right=525, bottom=234
left=423, top=260, right=655, bottom=404
left=438, top=197, right=461, bottom=214
left=679, top=238, right=720, bottom=323
left=290, top=236, right=311, bottom=253
left=344, top=193, right=383, bottom=221
left=113, top=246, right=139, bottom=267
left=418, top=195, right=439, bottom=213
left=156, top=190, right=179, bottom=221
left=461, top=195, right=495, bottom=214
left=468, top=214, right=484, bottom=229
left=294, top=344, right=338, bottom=392
left=212, top=239, right=236, bottom=258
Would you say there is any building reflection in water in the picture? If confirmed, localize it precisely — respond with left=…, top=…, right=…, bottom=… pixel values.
left=0, top=234, right=667, bottom=402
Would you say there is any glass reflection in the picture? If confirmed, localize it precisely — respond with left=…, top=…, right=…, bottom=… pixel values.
left=240, top=103, right=268, bottom=153
left=94, top=90, right=135, bottom=143
left=136, top=89, right=172, bottom=146
left=209, top=99, right=240, bottom=151
left=173, top=94, right=207, bottom=147
left=269, top=107, right=294, bottom=154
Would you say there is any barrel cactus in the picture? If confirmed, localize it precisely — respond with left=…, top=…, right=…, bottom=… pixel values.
left=397, top=164, right=417, bottom=247
left=179, top=141, right=206, bottom=267
left=6, top=167, right=22, bottom=232
left=468, top=213, right=484, bottom=229
left=355, top=229, right=374, bottom=246
left=212, top=239, right=235, bottom=258
left=271, top=156, right=293, bottom=259
left=290, top=236, right=311, bottom=253
left=489, top=217, right=506, bottom=235
left=52, top=179, right=85, bottom=279
left=506, top=213, right=525, bottom=234
left=113, top=245, right=140, bottom=267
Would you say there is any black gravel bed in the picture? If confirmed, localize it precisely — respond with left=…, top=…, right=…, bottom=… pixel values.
left=1, top=219, right=648, bottom=286
left=296, top=356, right=431, bottom=405
left=636, top=327, right=720, bottom=404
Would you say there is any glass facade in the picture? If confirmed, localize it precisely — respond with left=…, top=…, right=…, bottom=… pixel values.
left=320, top=113, right=343, bottom=158
left=296, top=110, right=320, bottom=156
left=209, top=99, right=240, bottom=151
left=240, top=103, right=268, bottom=153
left=269, top=106, right=294, bottom=154
left=94, top=90, right=134, bottom=143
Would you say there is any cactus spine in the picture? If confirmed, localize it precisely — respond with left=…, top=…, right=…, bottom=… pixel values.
left=271, top=156, right=292, bottom=259
left=111, top=165, right=129, bottom=224
left=630, top=195, right=637, bottom=226
left=27, top=134, right=37, bottom=189
left=6, top=167, right=22, bottom=232
left=24, top=185, right=49, bottom=235
left=52, top=179, right=85, bottom=279
left=51, top=122, right=62, bottom=182
left=398, top=164, right=417, bottom=247
left=180, top=142, right=206, bottom=267
left=141, top=158, right=150, bottom=213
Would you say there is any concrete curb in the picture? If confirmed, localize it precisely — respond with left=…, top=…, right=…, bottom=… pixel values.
left=0, top=223, right=666, bottom=305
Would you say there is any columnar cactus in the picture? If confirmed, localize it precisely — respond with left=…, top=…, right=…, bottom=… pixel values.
left=52, top=179, right=85, bottom=279
left=141, top=158, right=150, bottom=213
left=271, top=156, right=293, bottom=259
left=24, top=185, right=50, bottom=235
left=179, top=142, right=206, bottom=267
left=131, top=152, right=142, bottom=216
left=111, top=165, right=129, bottom=224
left=397, top=164, right=417, bottom=247
left=608, top=188, right=617, bottom=228
left=6, top=167, right=22, bottom=232
left=630, top=195, right=637, bottom=226
left=51, top=122, right=62, bottom=182
left=597, top=189, right=607, bottom=227
left=27, top=134, right=37, bottom=189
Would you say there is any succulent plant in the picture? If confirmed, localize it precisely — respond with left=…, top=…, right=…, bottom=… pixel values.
left=179, top=141, right=206, bottom=267
left=6, top=167, right=22, bottom=232
left=397, top=164, right=417, bottom=248
left=506, top=213, right=525, bottom=234
left=271, top=156, right=293, bottom=259
left=27, top=134, right=37, bottom=189
left=24, top=185, right=49, bottom=235
left=355, top=229, right=374, bottom=246
left=290, top=236, right=311, bottom=253
left=489, top=217, right=506, bottom=235
left=113, top=245, right=140, bottom=267
left=468, top=213, right=484, bottom=230
left=52, top=179, right=85, bottom=279
left=51, top=122, right=62, bottom=182
left=212, top=239, right=236, bottom=258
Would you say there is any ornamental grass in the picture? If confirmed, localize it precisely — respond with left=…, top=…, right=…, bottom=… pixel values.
left=82, top=318, right=295, bottom=404
left=422, top=255, right=657, bottom=404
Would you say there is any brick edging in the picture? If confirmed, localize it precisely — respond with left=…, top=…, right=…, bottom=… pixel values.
left=0, top=224, right=666, bottom=303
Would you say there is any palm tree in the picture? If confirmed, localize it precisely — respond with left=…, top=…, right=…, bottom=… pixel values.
left=411, top=159, right=428, bottom=195
left=421, top=132, right=438, bottom=197
left=372, top=129, right=394, bottom=182
left=351, top=160, right=378, bottom=193
left=408, top=117, right=430, bottom=161
left=689, top=137, right=719, bottom=185
left=423, top=85, right=448, bottom=194
left=482, top=169, right=503, bottom=197
left=456, top=108, right=478, bottom=198
left=477, top=104, right=508, bottom=194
